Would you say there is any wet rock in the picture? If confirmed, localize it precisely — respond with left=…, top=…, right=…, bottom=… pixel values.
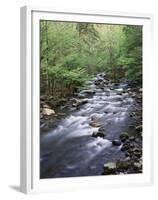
left=136, top=125, right=142, bottom=132
left=92, top=131, right=105, bottom=138
left=117, top=92, right=123, bottom=95
left=42, top=108, right=55, bottom=116
left=121, top=143, right=130, bottom=151
left=112, top=139, right=121, bottom=146
left=135, top=138, right=141, bottom=143
left=77, top=93, right=86, bottom=99
left=133, top=161, right=142, bottom=170
left=103, top=162, right=116, bottom=175
left=129, top=136, right=135, bottom=141
left=72, top=99, right=88, bottom=107
left=90, top=122, right=102, bottom=128
left=90, top=114, right=100, bottom=121
left=80, top=90, right=95, bottom=95
left=119, top=132, right=129, bottom=142
left=94, top=79, right=103, bottom=86
left=129, top=112, right=136, bottom=118
left=125, top=152, right=130, bottom=157
left=115, top=88, right=123, bottom=92
left=133, top=147, right=141, bottom=154
left=98, top=127, right=106, bottom=132
left=58, top=113, right=66, bottom=116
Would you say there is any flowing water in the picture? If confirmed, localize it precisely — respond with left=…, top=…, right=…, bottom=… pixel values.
left=40, top=74, right=136, bottom=178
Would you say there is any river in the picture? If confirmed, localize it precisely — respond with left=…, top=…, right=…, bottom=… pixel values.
left=40, top=73, right=139, bottom=178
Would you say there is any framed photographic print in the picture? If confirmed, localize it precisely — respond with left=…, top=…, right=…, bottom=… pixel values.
left=20, top=6, right=153, bottom=193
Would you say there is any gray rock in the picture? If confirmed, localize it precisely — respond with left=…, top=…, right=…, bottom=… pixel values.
left=129, top=136, right=135, bottom=141
left=42, top=108, right=55, bottom=116
left=112, top=139, right=122, bottom=146
left=121, top=143, right=130, bottom=151
left=115, top=88, right=123, bottom=92
left=43, top=104, right=50, bottom=108
left=92, top=131, right=105, bottom=138
left=133, top=161, right=142, bottom=170
left=80, top=90, right=95, bottom=95
left=136, top=125, right=142, bottom=132
left=72, top=99, right=88, bottom=107
left=98, top=127, right=106, bottom=132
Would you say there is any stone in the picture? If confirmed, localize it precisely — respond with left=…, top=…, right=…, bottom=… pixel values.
left=77, top=93, right=86, bottom=99
left=133, top=161, right=142, bottom=170
left=103, top=162, right=116, bottom=175
left=119, top=132, right=129, bottom=142
left=58, top=113, right=66, bottom=116
left=43, top=104, right=50, bottom=108
left=116, top=160, right=129, bottom=171
left=98, top=127, right=106, bottom=132
left=42, top=108, right=55, bottom=116
left=129, top=136, right=135, bottom=141
left=40, top=95, right=47, bottom=101
left=89, top=122, right=101, bottom=128
left=115, top=88, right=123, bottom=92
left=72, top=99, right=88, bottom=107
left=80, top=90, right=95, bottom=95
left=92, top=131, right=106, bottom=138
left=133, top=147, right=141, bottom=153
left=121, top=143, right=130, bottom=151
left=135, top=138, right=141, bottom=143
left=136, top=125, right=142, bottom=132
left=112, top=139, right=122, bottom=146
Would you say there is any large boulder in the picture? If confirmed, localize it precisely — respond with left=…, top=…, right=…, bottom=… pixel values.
left=42, top=108, right=55, bottom=116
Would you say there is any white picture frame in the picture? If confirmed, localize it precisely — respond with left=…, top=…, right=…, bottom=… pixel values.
left=20, top=6, right=153, bottom=194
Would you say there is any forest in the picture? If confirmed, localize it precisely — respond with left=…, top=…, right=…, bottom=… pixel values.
left=40, top=21, right=143, bottom=178
left=40, top=21, right=142, bottom=99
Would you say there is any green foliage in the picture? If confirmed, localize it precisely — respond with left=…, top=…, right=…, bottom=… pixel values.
left=40, top=20, right=142, bottom=98
left=117, top=26, right=142, bottom=82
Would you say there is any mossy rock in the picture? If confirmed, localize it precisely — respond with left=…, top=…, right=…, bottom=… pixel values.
left=116, top=160, right=129, bottom=171
left=103, top=162, right=116, bottom=175
left=120, top=132, right=129, bottom=142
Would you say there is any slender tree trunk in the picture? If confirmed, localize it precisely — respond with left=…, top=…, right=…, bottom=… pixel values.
left=45, top=21, right=50, bottom=95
